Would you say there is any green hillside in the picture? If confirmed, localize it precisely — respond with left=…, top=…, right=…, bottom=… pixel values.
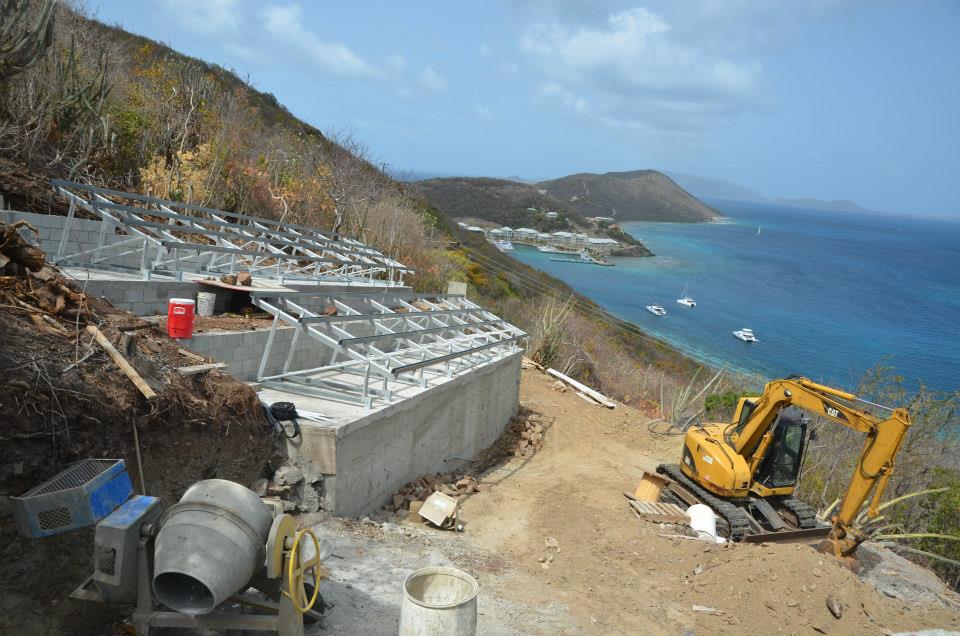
left=539, top=170, right=721, bottom=223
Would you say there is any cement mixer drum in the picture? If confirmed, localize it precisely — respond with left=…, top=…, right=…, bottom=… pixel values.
left=152, top=479, right=272, bottom=615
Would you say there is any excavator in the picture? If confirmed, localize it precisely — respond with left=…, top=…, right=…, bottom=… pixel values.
left=656, top=376, right=911, bottom=561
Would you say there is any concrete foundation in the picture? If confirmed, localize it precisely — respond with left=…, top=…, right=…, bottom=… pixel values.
left=1, top=209, right=524, bottom=518
left=259, top=351, right=522, bottom=517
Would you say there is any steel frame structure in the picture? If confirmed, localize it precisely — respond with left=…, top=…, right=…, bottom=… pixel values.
left=50, top=180, right=412, bottom=286
left=251, top=290, right=526, bottom=408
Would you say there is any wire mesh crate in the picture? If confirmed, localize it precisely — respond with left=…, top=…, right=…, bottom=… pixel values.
left=10, top=459, right=133, bottom=538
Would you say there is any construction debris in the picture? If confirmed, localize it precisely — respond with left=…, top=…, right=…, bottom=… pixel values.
left=86, top=325, right=157, bottom=400
left=255, top=457, right=325, bottom=513
left=418, top=492, right=460, bottom=528
left=176, top=362, right=228, bottom=376
left=546, top=367, right=617, bottom=408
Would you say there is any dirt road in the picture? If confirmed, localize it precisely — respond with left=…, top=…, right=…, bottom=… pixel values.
left=309, top=369, right=960, bottom=635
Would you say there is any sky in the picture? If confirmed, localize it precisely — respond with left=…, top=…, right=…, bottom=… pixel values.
left=89, top=1, right=960, bottom=217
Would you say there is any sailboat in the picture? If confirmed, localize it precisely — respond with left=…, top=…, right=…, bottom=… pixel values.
left=756, top=226, right=761, bottom=237
left=676, top=280, right=696, bottom=307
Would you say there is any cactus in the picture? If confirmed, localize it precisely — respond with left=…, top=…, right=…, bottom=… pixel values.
left=0, top=0, right=55, bottom=81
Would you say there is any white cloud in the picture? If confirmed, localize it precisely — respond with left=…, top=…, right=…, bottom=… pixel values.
left=163, top=0, right=242, bottom=36
left=418, top=66, right=447, bottom=92
left=262, top=4, right=382, bottom=80
left=520, top=6, right=769, bottom=135
left=472, top=104, right=497, bottom=122
left=386, top=54, right=407, bottom=73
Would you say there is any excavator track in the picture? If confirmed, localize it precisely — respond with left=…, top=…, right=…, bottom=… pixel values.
left=657, top=464, right=751, bottom=541
left=777, top=497, right=820, bottom=529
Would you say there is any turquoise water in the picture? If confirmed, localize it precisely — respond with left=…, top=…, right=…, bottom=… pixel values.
left=509, top=199, right=960, bottom=392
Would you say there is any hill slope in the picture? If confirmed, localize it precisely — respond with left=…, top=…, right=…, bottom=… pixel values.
left=538, top=170, right=721, bottom=223
left=413, top=177, right=583, bottom=231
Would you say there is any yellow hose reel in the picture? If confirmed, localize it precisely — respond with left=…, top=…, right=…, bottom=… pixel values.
left=283, top=528, right=321, bottom=614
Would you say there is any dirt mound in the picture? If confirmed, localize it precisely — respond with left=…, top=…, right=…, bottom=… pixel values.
left=0, top=222, right=274, bottom=635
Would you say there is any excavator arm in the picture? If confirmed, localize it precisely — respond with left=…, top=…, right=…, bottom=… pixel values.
left=731, top=377, right=911, bottom=558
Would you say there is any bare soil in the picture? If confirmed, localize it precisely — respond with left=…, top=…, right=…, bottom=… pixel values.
left=309, top=369, right=960, bottom=635
left=0, top=223, right=275, bottom=635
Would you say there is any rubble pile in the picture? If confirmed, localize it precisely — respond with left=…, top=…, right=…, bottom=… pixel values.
left=387, top=472, right=482, bottom=514
left=254, top=457, right=326, bottom=514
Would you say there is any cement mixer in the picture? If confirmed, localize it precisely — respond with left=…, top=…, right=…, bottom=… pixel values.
left=11, top=461, right=327, bottom=635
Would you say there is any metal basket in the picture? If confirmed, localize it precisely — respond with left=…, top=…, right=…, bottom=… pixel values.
left=11, top=459, right=133, bottom=538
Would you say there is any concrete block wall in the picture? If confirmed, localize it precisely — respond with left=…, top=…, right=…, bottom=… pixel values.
left=328, top=351, right=522, bottom=517
left=0, top=209, right=241, bottom=273
left=183, top=326, right=335, bottom=380
left=1, top=209, right=146, bottom=269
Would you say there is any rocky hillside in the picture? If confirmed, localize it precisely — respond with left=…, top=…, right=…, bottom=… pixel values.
left=539, top=170, right=721, bottom=223
left=413, top=177, right=584, bottom=232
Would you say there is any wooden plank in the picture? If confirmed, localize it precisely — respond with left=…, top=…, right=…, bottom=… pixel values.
left=666, top=481, right=700, bottom=507
left=629, top=501, right=690, bottom=524
left=177, top=348, right=207, bottom=363
left=545, top=368, right=617, bottom=408
left=177, top=362, right=228, bottom=376
left=86, top=325, right=157, bottom=400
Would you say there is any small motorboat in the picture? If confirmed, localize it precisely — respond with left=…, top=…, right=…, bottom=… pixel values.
left=494, top=240, right=514, bottom=252
left=646, top=305, right=667, bottom=316
left=733, top=328, right=757, bottom=342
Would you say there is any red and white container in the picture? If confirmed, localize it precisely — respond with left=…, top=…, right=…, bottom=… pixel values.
left=167, top=298, right=196, bottom=339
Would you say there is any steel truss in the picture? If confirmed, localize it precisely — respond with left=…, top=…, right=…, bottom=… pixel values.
left=50, top=180, right=413, bottom=285
left=251, top=290, right=526, bottom=408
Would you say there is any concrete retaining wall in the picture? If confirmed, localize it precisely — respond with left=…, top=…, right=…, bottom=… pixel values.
left=183, top=327, right=334, bottom=380
left=327, top=351, right=522, bottom=517
left=1, top=209, right=144, bottom=269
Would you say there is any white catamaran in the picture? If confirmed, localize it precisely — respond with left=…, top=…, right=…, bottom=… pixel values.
left=733, top=327, right=757, bottom=342
left=646, top=304, right=667, bottom=316
left=676, top=280, right=696, bottom=307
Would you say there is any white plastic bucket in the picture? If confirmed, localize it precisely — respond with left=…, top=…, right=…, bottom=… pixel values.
left=399, top=567, right=478, bottom=636
left=688, top=504, right=725, bottom=543
left=196, top=292, right=217, bottom=317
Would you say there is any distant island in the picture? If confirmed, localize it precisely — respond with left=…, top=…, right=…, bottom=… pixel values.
left=666, top=171, right=877, bottom=214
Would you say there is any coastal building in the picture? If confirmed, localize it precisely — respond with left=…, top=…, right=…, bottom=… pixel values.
left=592, top=216, right=615, bottom=223
left=588, top=237, right=620, bottom=254
left=457, top=222, right=467, bottom=228
left=545, top=211, right=559, bottom=219
left=466, top=226, right=484, bottom=233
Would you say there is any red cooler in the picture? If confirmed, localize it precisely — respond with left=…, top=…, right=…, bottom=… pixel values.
left=167, top=298, right=196, bottom=339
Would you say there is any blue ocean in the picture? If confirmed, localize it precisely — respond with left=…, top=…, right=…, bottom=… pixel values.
left=510, top=199, right=960, bottom=392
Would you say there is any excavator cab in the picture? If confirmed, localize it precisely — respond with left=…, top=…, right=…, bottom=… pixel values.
left=754, top=407, right=808, bottom=489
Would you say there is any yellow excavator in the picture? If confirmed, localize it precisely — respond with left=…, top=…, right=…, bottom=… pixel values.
left=657, top=376, right=911, bottom=561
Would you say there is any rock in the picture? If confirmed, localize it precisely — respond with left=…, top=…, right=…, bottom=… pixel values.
left=274, top=464, right=304, bottom=486
left=693, top=564, right=704, bottom=576
left=826, top=595, right=842, bottom=619
left=787, top=599, right=799, bottom=608
left=220, top=274, right=237, bottom=285
left=691, top=605, right=717, bottom=614
left=266, top=481, right=290, bottom=496
left=455, top=478, right=474, bottom=490
left=237, top=271, right=252, bottom=286
left=296, top=482, right=321, bottom=513
left=250, top=478, right=268, bottom=497
left=392, top=493, right=405, bottom=509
